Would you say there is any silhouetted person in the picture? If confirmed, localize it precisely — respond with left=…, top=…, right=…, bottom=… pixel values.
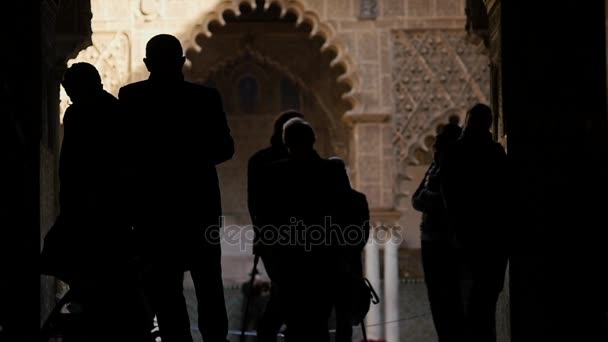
left=56, top=62, right=152, bottom=342
left=412, top=120, right=465, bottom=342
left=328, top=157, right=370, bottom=342
left=448, top=113, right=461, bottom=126
left=59, top=63, right=120, bottom=220
left=247, top=110, right=303, bottom=342
left=257, top=118, right=350, bottom=342
left=118, top=34, right=234, bottom=342
left=440, top=104, right=510, bottom=342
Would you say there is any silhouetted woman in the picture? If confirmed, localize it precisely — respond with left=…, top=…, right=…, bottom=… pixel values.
left=412, top=121, right=465, bottom=342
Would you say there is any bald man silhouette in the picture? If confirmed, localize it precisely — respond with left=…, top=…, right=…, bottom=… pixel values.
left=118, top=34, right=234, bottom=342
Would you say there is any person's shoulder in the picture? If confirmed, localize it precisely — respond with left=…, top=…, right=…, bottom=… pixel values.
left=100, top=90, right=118, bottom=104
left=321, top=158, right=346, bottom=171
left=118, top=80, right=148, bottom=96
left=184, top=82, right=219, bottom=96
left=351, top=189, right=368, bottom=202
left=62, top=104, right=77, bottom=123
left=269, top=157, right=289, bottom=168
left=249, top=146, right=275, bottom=164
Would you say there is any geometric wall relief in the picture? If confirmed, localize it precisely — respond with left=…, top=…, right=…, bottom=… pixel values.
left=60, top=32, right=130, bottom=123
left=391, top=30, right=490, bottom=207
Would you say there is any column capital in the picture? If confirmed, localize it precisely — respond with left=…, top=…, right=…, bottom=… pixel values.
left=342, top=112, right=391, bottom=125
left=370, top=209, right=401, bottom=225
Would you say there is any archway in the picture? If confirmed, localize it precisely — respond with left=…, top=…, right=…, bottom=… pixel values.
left=182, top=0, right=361, bottom=287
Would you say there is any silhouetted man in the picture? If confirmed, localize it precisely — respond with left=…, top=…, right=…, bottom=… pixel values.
left=257, top=118, right=350, bottom=342
left=118, top=34, right=234, bottom=342
left=412, top=121, right=465, bottom=342
left=247, top=109, right=303, bottom=342
left=440, top=104, right=510, bottom=342
left=57, top=62, right=151, bottom=342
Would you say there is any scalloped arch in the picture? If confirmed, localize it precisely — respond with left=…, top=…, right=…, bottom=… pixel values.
left=185, top=0, right=361, bottom=113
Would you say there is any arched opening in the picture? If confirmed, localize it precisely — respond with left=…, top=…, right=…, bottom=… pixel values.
left=182, top=1, right=356, bottom=288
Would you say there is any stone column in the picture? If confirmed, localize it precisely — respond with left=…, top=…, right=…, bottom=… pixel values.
left=344, top=112, right=400, bottom=342
left=364, top=229, right=383, bottom=341
left=343, top=112, right=394, bottom=210
left=384, top=227, right=400, bottom=342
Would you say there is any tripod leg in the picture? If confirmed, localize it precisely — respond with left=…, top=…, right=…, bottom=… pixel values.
left=360, top=322, right=369, bottom=342
left=240, top=254, right=260, bottom=342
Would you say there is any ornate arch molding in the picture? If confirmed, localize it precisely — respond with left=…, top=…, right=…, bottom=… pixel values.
left=195, top=45, right=308, bottom=93
left=184, top=0, right=362, bottom=114
left=198, top=45, right=347, bottom=153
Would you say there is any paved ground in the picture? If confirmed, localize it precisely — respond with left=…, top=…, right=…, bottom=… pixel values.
left=184, top=277, right=438, bottom=342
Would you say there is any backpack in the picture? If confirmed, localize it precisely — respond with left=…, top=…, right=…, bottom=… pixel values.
left=336, top=189, right=379, bottom=341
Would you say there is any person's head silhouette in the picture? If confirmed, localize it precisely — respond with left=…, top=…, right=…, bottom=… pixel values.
left=62, top=63, right=103, bottom=103
left=465, top=103, right=493, bottom=133
left=283, top=118, right=316, bottom=154
left=271, top=110, right=304, bottom=147
left=448, top=113, right=461, bottom=126
left=144, top=34, right=185, bottom=78
left=434, top=122, right=462, bottom=161
left=435, top=123, right=446, bottom=135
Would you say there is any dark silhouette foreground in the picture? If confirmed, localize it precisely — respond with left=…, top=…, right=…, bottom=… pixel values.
left=41, top=40, right=514, bottom=342
left=118, top=34, right=234, bottom=342
left=441, top=104, right=510, bottom=342
left=247, top=110, right=303, bottom=342
left=42, top=62, right=152, bottom=342
left=256, top=118, right=366, bottom=342
left=413, top=118, right=465, bottom=342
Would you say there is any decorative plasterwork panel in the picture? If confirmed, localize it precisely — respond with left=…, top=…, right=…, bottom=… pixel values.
left=60, top=32, right=130, bottom=122
left=391, top=30, right=490, bottom=203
